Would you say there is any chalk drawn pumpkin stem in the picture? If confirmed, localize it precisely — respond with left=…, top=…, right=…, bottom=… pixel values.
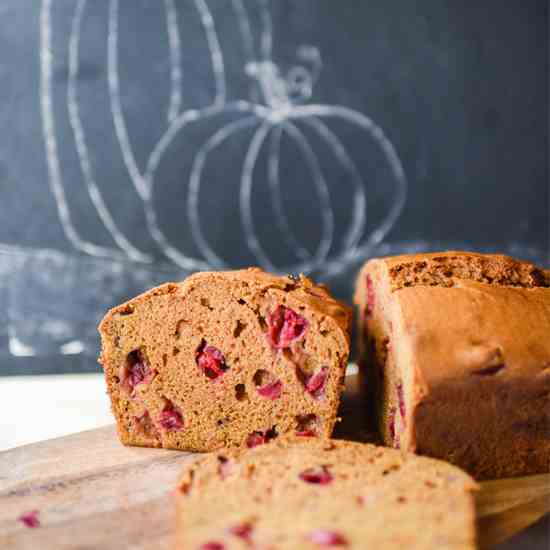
left=267, top=125, right=312, bottom=261
left=41, top=0, right=127, bottom=260
left=68, top=0, right=151, bottom=262
left=188, top=116, right=260, bottom=268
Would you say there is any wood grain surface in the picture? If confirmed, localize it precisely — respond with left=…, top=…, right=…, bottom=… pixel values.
left=0, top=375, right=548, bottom=549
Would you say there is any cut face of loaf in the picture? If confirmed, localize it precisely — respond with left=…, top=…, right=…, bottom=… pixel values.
left=175, top=438, right=477, bottom=549
left=355, top=251, right=550, bottom=480
left=99, top=268, right=351, bottom=451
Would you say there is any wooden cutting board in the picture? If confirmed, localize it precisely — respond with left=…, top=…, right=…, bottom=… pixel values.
left=0, top=375, right=548, bottom=550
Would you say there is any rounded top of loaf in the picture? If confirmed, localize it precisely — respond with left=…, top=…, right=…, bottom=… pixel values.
left=99, top=267, right=351, bottom=345
left=360, top=250, right=550, bottom=291
left=354, top=251, right=550, bottom=396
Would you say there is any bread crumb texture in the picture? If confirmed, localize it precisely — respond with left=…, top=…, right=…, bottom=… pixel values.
left=98, top=268, right=351, bottom=452
left=175, top=438, right=477, bottom=549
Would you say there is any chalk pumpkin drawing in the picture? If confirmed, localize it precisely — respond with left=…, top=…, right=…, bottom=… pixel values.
left=40, top=0, right=407, bottom=279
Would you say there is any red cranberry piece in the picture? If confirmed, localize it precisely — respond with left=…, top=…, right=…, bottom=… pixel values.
left=246, top=432, right=266, bottom=448
left=396, top=382, right=406, bottom=426
left=229, top=522, right=253, bottom=541
left=388, top=407, right=401, bottom=449
left=267, top=306, right=308, bottom=349
left=122, top=350, right=155, bottom=395
left=309, top=530, right=348, bottom=546
left=296, top=430, right=316, bottom=437
left=365, top=275, right=375, bottom=317
left=306, top=367, right=328, bottom=399
left=388, top=407, right=396, bottom=441
left=246, top=427, right=277, bottom=448
left=257, top=379, right=283, bottom=400
left=196, top=340, right=227, bottom=380
left=297, top=367, right=329, bottom=399
left=200, top=543, right=225, bottom=550
left=299, top=465, right=333, bottom=485
left=157, top=401, right=184, bottom=431
left=18, top=510, right=40, bottom=528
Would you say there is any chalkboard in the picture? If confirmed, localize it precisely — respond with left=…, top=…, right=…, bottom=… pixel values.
left=0, top=0, right=547, bottom=374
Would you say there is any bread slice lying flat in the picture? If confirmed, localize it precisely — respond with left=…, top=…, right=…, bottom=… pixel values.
left=175, top=438, right=477, bottom=549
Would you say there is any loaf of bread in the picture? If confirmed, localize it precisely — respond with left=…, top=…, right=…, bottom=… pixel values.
left=98, top=268, right=351, bottom=452
left=355, top=251, right=550, bottom=479
left=175, top=437, right=477, bottom=549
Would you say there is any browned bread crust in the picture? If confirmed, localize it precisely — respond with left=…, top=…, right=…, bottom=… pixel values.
left=175, top=438, right=477, bottom=549
left=99, top=268, right=351, bottom=452
left=380, top=250, right=550, bottom=290
left=355, top=251, right=550, bottom=479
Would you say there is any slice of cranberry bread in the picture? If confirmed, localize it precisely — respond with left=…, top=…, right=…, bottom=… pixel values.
left=175, top=438, right=477, bottom=549
left=355, top=251, right=550, bottom=479
left=98, top=268, right=351, bottom=451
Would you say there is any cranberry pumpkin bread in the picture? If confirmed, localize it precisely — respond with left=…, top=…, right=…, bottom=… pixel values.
left=98, top=268, right=351, bottom=451
left=355, top=251, right=550, bottom=479
left=175, top=438, right=477, bottom=549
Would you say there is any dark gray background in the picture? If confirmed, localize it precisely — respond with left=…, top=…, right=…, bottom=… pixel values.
left=1, top=1, right=547, bottom=252
left=0, top=0, right=548, bottom=376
